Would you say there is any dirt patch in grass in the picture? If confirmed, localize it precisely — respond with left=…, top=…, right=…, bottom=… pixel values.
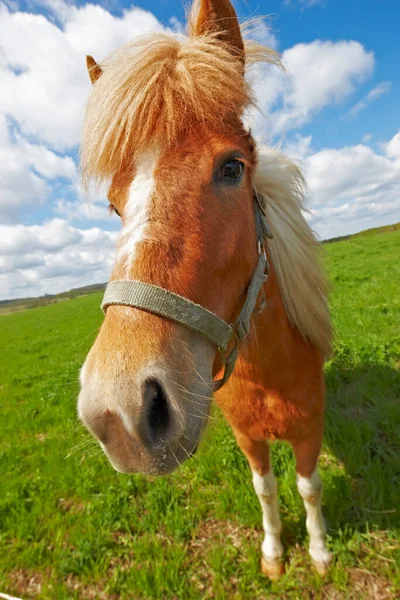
left=64, top=575, right=119, bottom=600
left=185, top=518, right=261, bottom=598
left=4, top=526, right=399, bottom=600
left=323, top=568, right=396, bottom=599
left=184, top=520, right=399, bottom=600
left=189, top=517, right=260, bottom=551
left=7, top=569, right=43, bottom=598
left=57, top=497, right=86, bottom=514
left=6, top=570, right=118, bottom=600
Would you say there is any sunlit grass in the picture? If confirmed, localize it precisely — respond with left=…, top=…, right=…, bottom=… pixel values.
left=0, top=230, right=399, bottom=599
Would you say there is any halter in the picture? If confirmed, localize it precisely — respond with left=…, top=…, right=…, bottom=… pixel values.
left=101, top=192, right=273, bottom=391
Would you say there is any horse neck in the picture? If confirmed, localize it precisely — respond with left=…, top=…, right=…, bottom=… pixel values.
left=235, top=255, right=324, bottom=390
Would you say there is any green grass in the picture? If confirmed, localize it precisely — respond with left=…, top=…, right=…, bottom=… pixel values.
left=323, top=221, right=400, bottom=243
left=1, top=231, right=399, bottom=599
left=0, top=284, right=105, bottom=316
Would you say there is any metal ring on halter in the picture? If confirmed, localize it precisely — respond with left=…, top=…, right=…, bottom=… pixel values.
left=258, top=239, right=267, bottom=260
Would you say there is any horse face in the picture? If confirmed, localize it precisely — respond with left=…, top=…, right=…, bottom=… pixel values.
left=78, top=129, right=257, bottom=474
left=77, top=0, right=280, bottom=474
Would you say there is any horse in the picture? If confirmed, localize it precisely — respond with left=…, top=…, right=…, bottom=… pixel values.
left=78, top=0, right=333, bottom=580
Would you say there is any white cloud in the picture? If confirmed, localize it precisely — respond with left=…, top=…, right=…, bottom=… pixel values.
left=303, top=131, right=400, bottom=239
left=0, top=219, right=118, bottom=298
left=0, top=115, right=77, bottom=222
left=0, top=0, right=166, bottom=150
left=284, top=0, right=327, bottom=9
left=347, top=80, right=392, bottom=119
left=243, top=17, right=278, bottom=51
left=55, top=195, right=113, bottom=222
left=249, top=40, right=374, bottom=140
left=385, top=131, right=400, bottom=162
left=0, top=0, right=168, bottom=298
left=0, top=219, right=82, bottom=255
left=18, top=137, right=77, bottom=181
left=281, top=133, right=314, bottom=161
left=0, top=0, right=397, bottom=300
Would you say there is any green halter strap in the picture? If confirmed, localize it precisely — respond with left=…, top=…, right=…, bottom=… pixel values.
left=101, top=193, right=272, bottom=391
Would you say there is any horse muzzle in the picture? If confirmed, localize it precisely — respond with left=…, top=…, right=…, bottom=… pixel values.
left=78, top=359, right=211, bottom=475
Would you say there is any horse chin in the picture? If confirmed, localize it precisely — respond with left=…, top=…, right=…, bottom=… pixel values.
left=103, top=435, right=202, bottom=476
left=98, top=399, right=210, bottom=477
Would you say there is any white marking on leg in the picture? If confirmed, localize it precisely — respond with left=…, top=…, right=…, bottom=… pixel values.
left=252, top=470, right=283, bottom=562
left=297, top=469, right=332, bottom=566
left=117, top=149, right=160, bottom=274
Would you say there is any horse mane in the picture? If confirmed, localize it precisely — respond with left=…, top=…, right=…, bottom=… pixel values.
left=80, top=30, right=280, bottom=188
left=255, top=147, right=332, bottom=357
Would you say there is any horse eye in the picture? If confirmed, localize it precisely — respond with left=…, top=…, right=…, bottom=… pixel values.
left=109, top=204, right=121, bottom=218
left=221, top=159, right=244, bottom=181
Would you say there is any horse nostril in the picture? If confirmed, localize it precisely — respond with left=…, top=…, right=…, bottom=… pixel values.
left=142, top=379, right=171, bottom=448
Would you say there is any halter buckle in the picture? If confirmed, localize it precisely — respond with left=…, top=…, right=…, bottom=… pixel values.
left=218, top=334, right=238, bottom=365
left=214, top=337, right=239, bottom=391
left=258, top=238, right=268, bottom=261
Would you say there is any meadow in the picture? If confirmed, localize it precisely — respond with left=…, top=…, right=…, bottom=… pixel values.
left=0, top=230, right=399, bottom=599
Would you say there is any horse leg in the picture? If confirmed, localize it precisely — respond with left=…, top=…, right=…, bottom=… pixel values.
left=233, top=429, right=284, bottom=580
left=292, top=435, right=332, bottom=575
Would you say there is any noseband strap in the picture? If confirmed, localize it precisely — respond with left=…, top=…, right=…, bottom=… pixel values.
left=102, top=279, right=233, bottom=349
left=101, top=193, right=272, bottom=392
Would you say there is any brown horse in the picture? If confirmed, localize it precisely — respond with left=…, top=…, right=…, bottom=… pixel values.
left=78, top=0, right=333, bottom=579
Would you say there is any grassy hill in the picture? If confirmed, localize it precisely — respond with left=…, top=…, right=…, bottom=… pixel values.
left=0, top=230, right=399, bottom=599
left=323, top=221, right=400, bottom=244
left=0, top=283, right=106, bottom=315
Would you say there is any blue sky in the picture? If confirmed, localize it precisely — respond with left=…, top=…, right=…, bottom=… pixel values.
left=0, top=0, right=399, bottom=299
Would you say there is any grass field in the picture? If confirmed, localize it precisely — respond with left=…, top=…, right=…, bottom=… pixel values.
left=1, top=230, right=399, bottom=599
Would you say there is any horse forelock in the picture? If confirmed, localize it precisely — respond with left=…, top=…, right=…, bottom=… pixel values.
left=80, top=30, right=280, bottom=188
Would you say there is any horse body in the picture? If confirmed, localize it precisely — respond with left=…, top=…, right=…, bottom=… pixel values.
left=218, top=266, right=326, bottom=451
left=78, top=0, right=333, bottom=579
left=214, top=184, right=330, bottom=578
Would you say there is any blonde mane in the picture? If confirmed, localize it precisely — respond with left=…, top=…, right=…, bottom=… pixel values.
left=255, top=147, right=332, bottom=356
left=80, top=30, right=279, bottom=187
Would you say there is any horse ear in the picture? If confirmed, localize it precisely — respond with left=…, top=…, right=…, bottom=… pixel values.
left=86, top=55, right=102, bottom=85
left=189, top=0, right=244, bottom=64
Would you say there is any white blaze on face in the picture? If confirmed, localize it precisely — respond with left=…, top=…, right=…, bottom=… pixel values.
left=117, top=149, right=160, bottom=272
